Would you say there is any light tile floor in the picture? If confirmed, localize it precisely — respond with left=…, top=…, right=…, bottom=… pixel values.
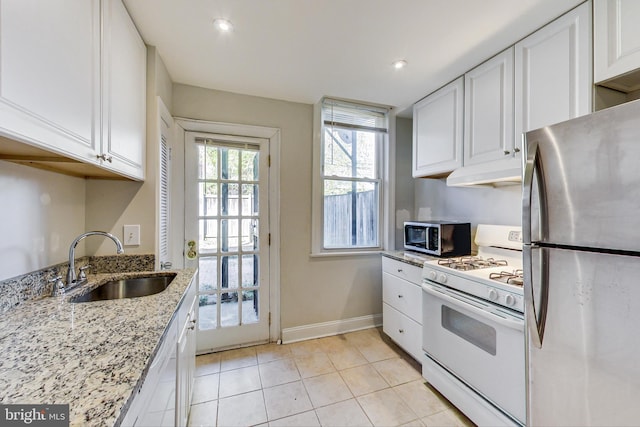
left=188, top=327, right=475, bottom=427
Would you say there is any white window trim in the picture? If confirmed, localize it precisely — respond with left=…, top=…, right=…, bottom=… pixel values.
left=311, top=99, right=395, bottom=257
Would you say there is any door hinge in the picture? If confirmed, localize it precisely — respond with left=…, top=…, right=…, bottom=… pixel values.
left=268, top=155, right=271, bottom=167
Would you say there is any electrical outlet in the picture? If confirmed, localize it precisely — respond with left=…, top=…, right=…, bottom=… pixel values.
left=123, top=224, right=140, bottom=246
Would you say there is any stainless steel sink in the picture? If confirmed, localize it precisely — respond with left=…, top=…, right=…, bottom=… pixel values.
left=70, top=274, right=176, bottom=303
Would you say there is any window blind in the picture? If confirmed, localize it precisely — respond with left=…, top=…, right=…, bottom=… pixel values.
left=322, top=98, right=389, bottom=133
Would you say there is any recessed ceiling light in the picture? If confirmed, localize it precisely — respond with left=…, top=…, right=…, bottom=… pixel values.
left=393, top=60, right=408, bottom=70
left=213, top=18, right=233, bottom=33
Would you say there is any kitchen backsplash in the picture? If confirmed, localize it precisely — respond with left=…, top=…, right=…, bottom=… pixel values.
left=0, top=254, right=154, bottom=314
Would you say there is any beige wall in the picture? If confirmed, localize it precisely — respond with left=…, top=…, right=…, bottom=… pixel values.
left=0, top=161, right=86, bottom=280
left=172, top=84, right=382, bottom=330
left=394, top=117, right=415, bottom=249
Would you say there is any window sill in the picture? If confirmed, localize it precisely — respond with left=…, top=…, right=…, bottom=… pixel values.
left=309, top=250, right=383, bottom=258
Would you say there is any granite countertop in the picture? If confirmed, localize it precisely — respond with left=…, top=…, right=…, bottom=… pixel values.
left=382, top=250, right=438, bottom=267
left=0, top=268, right=197, bottom=427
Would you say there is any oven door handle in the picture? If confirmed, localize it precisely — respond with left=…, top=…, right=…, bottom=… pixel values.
left=422, top=283, right=523, bottom=331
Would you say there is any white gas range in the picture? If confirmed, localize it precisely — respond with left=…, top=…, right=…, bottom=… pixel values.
left=422, top=224, right=524, bottom=313
left=421, top=224, right=525, bottom=426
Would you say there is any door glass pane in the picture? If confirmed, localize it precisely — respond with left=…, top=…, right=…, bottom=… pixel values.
left=242, top=255, right=258, bottom=287
left=199, top=219, right=218, bottom=253
left=198, top=144, right=218, bottom=179
left=242, top=219, right=258, bottom=251
left=221, top=148, right=240, bottom=180
left=220, top=292, right=239, bottom=327
left=241, top=151, right=259, bottom=181
left=243, top=290, right=259, bottom=324
left=199, top=182, right=218, bottom=216
left=199, top=256, right=217, bottom=291
left=221, top=255, right=238, bottom=290
left=220, top=219, right=239, bottom=252
left=199, top=294, right=217, bottom=330
left=221, top=183, right=240, bottom=216
left=242, top=184, right=258, bottom=216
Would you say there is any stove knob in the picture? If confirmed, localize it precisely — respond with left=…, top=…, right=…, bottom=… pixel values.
left=488, top=288, right=499, bottom=301
left=428, top=270, right=437, bottom=281
left=438, top=273, right=447, bottom=284
left=505, top=294, right=516, bottom=306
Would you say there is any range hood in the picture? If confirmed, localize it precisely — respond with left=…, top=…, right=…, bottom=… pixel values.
left=446, top=157, right=522, bottom=187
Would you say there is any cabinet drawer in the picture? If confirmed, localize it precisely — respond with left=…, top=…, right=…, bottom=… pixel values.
left=382, top=257, right=422, bottom=284
left=382, top=272, right=422, bottom=323
left=383, top=303, right=423, bottom=362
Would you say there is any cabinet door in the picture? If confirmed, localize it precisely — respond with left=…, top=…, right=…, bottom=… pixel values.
left=0, top=0, right=100, bottom=161
left=464, top=48, right=515, bottom=165
left=102, top=0, right=146, bottom=180
left=412, top=77, right=463, bottom=177
left=515, top=2, right=592, bottom=145
left=383, top=303, right=422, bottom=362
left=594, top=0, right=640, bottom=89
left=176, top=287, right=196, bottom=426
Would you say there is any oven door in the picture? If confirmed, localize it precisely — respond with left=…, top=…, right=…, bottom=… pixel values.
left=422, top=281, right=525, bottom=423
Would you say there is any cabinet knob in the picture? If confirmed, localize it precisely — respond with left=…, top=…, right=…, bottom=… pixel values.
left=504, top=150, right=511, bottom=155
left=514, top=147, right=521, bottom=153
left=397, top=294, right=403, bottom=298
left=397, top=268, right=403, bottom=273
left=398, top=329, right=404, bottom=334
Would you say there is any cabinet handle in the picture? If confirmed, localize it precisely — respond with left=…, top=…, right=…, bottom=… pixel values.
left=97, top=153, right=113, bottom=163
left=398, top=329, right=404, bottom=334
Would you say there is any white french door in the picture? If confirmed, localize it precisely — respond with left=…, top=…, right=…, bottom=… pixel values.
left=184, top=131, right=270, bottom=352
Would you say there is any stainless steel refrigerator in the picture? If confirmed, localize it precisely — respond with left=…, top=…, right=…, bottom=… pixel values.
left=523, top=98, right=640, bottom=426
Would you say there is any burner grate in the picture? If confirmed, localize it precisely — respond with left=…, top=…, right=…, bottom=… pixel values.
left=438, top=256, right=509, bottom=271
left=489, top=270, right=524, bottom=287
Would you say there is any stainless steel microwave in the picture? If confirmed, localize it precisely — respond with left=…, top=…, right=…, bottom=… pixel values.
left=404, top=221, right=471, bottom=257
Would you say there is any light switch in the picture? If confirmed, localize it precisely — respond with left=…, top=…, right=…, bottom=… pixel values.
left=123, top=224, right=140, bottom=246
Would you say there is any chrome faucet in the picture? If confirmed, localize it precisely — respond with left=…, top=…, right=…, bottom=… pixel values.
left=67, top=231, right=124, bottom=287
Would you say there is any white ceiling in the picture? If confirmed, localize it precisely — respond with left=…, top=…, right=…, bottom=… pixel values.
left=123, top=0, right=584, bottom=117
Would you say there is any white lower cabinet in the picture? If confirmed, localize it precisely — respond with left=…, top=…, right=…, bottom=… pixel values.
left=382, top=257, right=423, bottom=361
left=176, top=291, right=197, bottom=427
left=122, top=277, right=197, bottom=427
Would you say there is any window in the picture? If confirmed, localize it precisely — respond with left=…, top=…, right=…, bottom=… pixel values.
left=313, top=98, right=389, bottom=253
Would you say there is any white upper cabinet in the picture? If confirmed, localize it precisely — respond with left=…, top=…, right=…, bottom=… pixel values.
left=0, top=0, right=146, bottom=180
left=594, top=0, right=640, bottom=91
left=102, top=0, right=146, bottom=180
left=515, top=2, right=592, bottom=141
left=464, top=47, right=515, bottom=166
left=0, top=0, right=101, bottom=161
left=412, top=77, right=463, bottom=178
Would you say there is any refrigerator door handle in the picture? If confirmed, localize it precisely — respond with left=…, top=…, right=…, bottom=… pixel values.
left=524, top=244, right=548, bottom=348
left=522, top=139, right=537, bottom=245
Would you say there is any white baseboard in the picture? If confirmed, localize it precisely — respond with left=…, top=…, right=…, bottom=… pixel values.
left=281, top=313, right=383, bottom=344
